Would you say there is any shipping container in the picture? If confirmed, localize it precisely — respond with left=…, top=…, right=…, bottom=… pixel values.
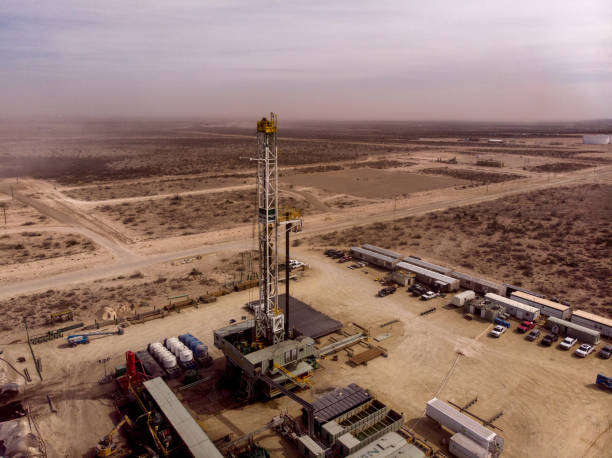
left=570, top=310, right=612, bottom=338
left=485, top=293, right=540, bottom=321
left=510, top=291, right=571, bottom=320
left=426, top=398, right=503, bottom=456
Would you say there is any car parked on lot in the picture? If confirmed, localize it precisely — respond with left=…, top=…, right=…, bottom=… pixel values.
left=377, top=286, right=397, bottom=297
left=575, top=343, right=595, bottom=358
left=598, top=345, right=612, bottom=359
left=541, top=333, right=559, bottom=346
left=338, top=255, right=352, bottom=263
left=490, top=325, right=506, bottom=338
left=420, top=291, right=439, bottom=301
left=560, top=336, right=578, bottom=350
left=526, top=329, right=541, bottom=342
left=517, top=321, right=536, bottom=333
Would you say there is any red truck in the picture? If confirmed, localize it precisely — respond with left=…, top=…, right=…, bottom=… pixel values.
left=517, top=321, right=536, bottom=333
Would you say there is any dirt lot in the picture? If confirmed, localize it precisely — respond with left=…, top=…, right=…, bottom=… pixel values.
left=0, top=195, right=49, bottom=228
left=63, top=174, right=254, bottom=201
left=420, top=167, right=523, bottom=183
left=4, top=248, right=611, bottom=458
left=284, top=168, right=469, bottom=199
left=0, top=231, right=96, bottom=266
left=94, top=189, right=314, bottom=239
left=311, top=184, right=612, bottom=316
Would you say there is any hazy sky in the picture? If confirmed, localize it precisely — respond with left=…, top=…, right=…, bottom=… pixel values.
left=1, top=1, right=611, bottom=121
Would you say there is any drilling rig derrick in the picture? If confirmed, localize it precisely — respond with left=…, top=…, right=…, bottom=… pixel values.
left=255, top=113, right=284, bottom=346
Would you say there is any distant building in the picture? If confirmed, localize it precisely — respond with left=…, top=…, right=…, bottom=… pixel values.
left=583, top=134, right=610, bottom=145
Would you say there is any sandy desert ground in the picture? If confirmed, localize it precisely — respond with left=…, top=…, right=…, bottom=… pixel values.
left=0, top=121, right=611, bottom=457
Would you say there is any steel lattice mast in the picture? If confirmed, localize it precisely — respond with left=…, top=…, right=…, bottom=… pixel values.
left=255, top=113, right=285, bottom=345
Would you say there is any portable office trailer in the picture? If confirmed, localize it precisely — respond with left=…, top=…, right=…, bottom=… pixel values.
left=452, top=290, right=476, bottom=307
left=362, top=244, right=403, bottom=260
left=350, top=247, right=398, bottom=270
left=452, top=272, right=506, bottom=296
left=546, top=317, right=601, bottom=345
left=484, top=293, right=540, bottom=321
left=396, top=262, right=459, bottom=292
left=510, top=291, right=571, bottom=320
left=570, top=310, right=612, bottom=338
left=449, top=433, right=490, bottom=458
left=503, top=284, right=545, bottom=299
left=426, top=398, right=503, bottom=456
left=401, top=256, right=453, bottom=275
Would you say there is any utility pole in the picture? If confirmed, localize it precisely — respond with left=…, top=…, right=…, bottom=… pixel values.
left=2, top=204, right=6, bottom=225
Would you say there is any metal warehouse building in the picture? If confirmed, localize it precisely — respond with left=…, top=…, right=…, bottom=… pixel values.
left=350, top=247, right=398, bottom=270
left=396, top=262, right=459, bottom=292
left=485, top=293, right=540, bottom=321
left=546, top=317, right=601, bottom=345
left=510, top=291, right=571, bottom=320
left=452, top=272, right=506, bottom=296
left=570, top=310, right=612, bottom=338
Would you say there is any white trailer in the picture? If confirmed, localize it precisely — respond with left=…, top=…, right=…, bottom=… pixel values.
left=452, top=290, right=476, bottom=307
left=570, top=310, right=612, bottom=338
left=510, top=291, right=571, bottom=320
left=485, top=293, right=540, bottom=321
left=450, top=433, right=491, bottom=458
left=426, top=398, right=503, bottom=457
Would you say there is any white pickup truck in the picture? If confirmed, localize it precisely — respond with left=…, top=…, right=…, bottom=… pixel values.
left=559, top=336, right=578, bottom=350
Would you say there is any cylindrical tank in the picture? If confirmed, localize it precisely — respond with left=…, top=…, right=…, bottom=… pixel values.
left=160, top=352, right=177, bottom=369
left=179, top=349, right=194, bottom=362
left=165, top=337, right=180, bottom=352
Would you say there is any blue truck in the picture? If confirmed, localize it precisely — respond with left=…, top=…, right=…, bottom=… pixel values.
left=67, top=328, right=124, bottom=346
left=596, top=374, right=612, bottom=391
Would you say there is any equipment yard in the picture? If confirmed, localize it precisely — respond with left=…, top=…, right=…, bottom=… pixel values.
left=1, top=119, right=611, bottom=457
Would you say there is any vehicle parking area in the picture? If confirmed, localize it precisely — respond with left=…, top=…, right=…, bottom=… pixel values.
left=308, top=248, right=612, bottom=457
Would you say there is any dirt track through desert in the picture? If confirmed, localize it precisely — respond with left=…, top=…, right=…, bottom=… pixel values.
left=2, top=164, right=609, bottom=299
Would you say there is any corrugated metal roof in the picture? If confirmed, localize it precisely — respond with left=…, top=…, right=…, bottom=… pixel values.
left=402, top=256, right=453, bottom=275
left=453, top=271, right=504, bottom=289
left=485, top=293, right=539, bottom=314
left=362, top=244, right=404, bottom=260
left=547, top=317, right=601, bottom=337
left=511, top=291, right=570, bottom=312
left=143, top=378, right=222, bottom=458
left=312, top=384, right=371, bottom=423
left=571, top=310, right=612, bottom=328
left=346, top=432, right=425, bottom=458
left=396, top=262, right=458, bottom=285
left=351, top=247, right=397, bottom=264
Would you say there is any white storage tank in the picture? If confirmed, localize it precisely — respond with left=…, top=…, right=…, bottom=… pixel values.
left=179, top=348, right=194, bottom=362
left=160, top=352, right=178, bottom=369
left=583, top=134, right=610, bottom=145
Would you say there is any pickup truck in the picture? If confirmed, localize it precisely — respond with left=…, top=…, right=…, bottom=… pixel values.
left=596, top=374, right=612, bottom=391
left=575, top=343, right=595, bottom=358
left=377, top=286, right=396, bottom=297
left=420, top=291, right=439, bottom=301
left=560, top=336, right=578, bottom=350
left=599, top=345, right=612, bottom=359
left=526, top=329, right=541, bottom=342
left=517, top=321, right=536, bottom=333
left=490, top=325, right=506, bottom=338
left=541, top=333, right=559, bottom=346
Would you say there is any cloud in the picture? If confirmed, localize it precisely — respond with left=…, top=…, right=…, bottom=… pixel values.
left=0, top=0, right=610, bottom=120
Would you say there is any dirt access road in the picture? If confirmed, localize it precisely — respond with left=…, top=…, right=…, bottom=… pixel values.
left=1, top=165, right=610, bottom=299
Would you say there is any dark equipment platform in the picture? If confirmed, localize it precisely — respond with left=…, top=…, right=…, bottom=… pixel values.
left=247, top=294, right=342, bottom=339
